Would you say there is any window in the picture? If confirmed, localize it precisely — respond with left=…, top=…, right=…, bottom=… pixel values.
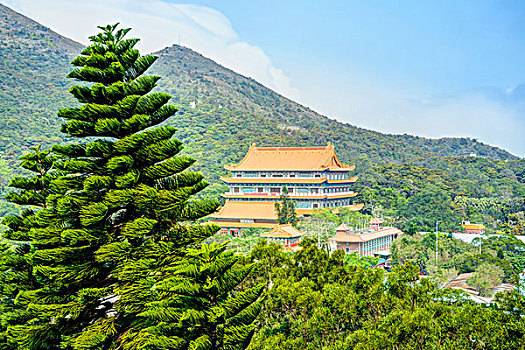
left=313, top=203, right=319, bottom=209
left=261, top=174, right=266, bottom=178
left=290, top=174, right=296, bottom=178
left=288, top=188, right=294, bottom=193
left=315, top=174, right=321, bottom=178
left=236, top=174, right=242, bottom=177
left=312, top=188, right=318, bottom=194
left=270, top=188, right=280, bottom=194
left=296, top=202, right=311, bottom=209
left=233, top=187, right=239, bottom=193
left=257, top=187, right=264, bottom=193
left=273, top=174, right=283, bottom=178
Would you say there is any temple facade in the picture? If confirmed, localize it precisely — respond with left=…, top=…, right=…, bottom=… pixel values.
left=210, top=143, right=363, bottom=235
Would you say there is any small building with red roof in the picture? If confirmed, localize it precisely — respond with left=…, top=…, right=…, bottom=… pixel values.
left=261, top=224, right=305, bottom=248
left=329, top=219, right=402, bottom=257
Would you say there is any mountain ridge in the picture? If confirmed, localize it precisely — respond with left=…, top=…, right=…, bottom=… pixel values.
left=0, top=2, right=517, bottom=168
left=153, top=44, right=518, bottom=160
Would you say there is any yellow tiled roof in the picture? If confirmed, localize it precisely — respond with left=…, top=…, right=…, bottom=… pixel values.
left=209, top=201, right=363, bottom=222
left=462, top=224, right=485, bottom=230
left=347, top=203, right=364, bottom=211
left=261, top=224, right=305, bottom=238
left=209, top=200, right=278, bottom=220
left=225, top=143, right=354, bottom=171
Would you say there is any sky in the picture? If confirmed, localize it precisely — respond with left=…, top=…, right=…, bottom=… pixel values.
left=3, top=0, right=525, bottom=156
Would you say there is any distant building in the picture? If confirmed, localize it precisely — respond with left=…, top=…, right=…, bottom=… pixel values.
left=210, top=143, right=363, bottom=235
left=329, top=219, right=402, bottom=257
left=462, top=221, right=485, bottom=234
left=261, top=224, right=305, bottom=250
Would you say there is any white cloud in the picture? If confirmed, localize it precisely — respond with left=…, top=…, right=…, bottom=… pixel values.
left=300, top=79, right=525, bottom=157
left=1, top=0, right=300, bottom=100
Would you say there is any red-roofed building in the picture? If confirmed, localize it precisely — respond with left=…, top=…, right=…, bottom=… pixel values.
left=261, top=224, right=305, bottom=248
left=369, top=218, right=384, bottom=231
left=329, top=219, right=402, bottom=257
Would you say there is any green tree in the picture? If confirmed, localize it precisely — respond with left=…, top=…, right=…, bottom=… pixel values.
left=4, top=24, right=220, bottom=349
left=0, top=146, right=57, bottom=349
left=468, top=262, right=505, bottom=296
left=274, top=186, right=296, bottom=225
left=127, top=242, right=264, bottom=349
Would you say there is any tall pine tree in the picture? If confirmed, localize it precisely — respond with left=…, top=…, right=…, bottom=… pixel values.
left=4, top=24, right=221, bottom=349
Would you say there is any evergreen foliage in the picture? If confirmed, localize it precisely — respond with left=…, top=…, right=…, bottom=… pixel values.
left=2, top=24, right=222, bottom=349
left=274, top=187, right=297, bottom=226
left=124, top=243, right=264, bottom=349
left=0, top=146, right=56, bottom=349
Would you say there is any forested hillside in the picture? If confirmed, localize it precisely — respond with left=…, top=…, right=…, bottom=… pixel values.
left=0, top=3, right=523, bottom=231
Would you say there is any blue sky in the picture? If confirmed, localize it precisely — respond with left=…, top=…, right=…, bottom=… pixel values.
left=4, top=0, right=525, bottom=156
left=179, top=1, right=525, bottom=90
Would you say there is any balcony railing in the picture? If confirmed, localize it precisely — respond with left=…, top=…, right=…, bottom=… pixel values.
left=224, top=191, right=356, bottom=198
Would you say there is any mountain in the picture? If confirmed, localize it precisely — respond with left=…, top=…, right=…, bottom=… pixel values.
left=0, top=4, right=523, bottom=230
left=0, top=4, right=82, bottom=182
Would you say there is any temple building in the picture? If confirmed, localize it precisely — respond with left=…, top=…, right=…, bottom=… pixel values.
left=210, top=143, right=363, bottom=235
left=329, top=219, right=402, bottom=257
left=261, top=225, right=305, bottom=250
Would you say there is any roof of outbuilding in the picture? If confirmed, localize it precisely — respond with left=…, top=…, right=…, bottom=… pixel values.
left=335, top=223, right=353, bottom=231
left=329, top=227, right=403, bottom=243
left=261, top=224, right=305, bottom=238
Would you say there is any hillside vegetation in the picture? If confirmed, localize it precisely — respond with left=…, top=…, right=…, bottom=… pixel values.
left=0, top=4, right=523, bottom=231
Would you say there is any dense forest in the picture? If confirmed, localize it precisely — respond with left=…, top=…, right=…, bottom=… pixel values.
left=243, top=239, right=525, bottom=349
